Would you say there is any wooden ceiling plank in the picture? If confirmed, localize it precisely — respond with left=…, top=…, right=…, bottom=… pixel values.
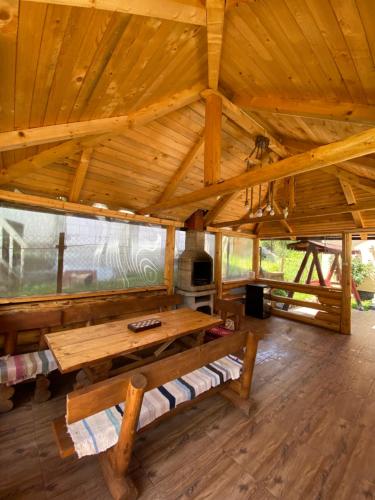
left=0, top=85, right=204, bottom=184
left=158, top=132, right=204, bottom=202
left=202, top=90, right=288, bottom=158
left=0, top=0, right=19, bottom=132
left=206, top=0, right=225, bottom=90
left=23, top=0, right=206, bottom=26
left=204, top=93, right=222, bottom=185
left=69, top=148, right=93, bottom=202
left=138, top=126, right=375, bottom=214
left=233, top=94, right=375, bottom=125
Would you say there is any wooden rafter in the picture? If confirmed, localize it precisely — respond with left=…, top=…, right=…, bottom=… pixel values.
left=158, top=132, right=204, bottom=202
left=202, top=90, right=288, bottom=158
left=69, top=148, right=93, bottom=203
left=206, top=0, right=225, bottom=90
left=139, top=127, right=375, bottom=214
left=23, top=0, right=206, bottom=25
left=0, top=86, right=204, bottom=186
left=327, top=166, right=375, bottom=195
left=233, top=94, right=375, bottom=126
left=204, top=192, right=237, bottom=225
left=211, top=198, right=375, bottom=229
left=337, top=176, right=365, bottom=229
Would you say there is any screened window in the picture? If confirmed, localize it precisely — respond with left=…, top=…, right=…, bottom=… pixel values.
left=222, top=236, right=253, bottom=281
left=0, top=205, right=166, bottom=298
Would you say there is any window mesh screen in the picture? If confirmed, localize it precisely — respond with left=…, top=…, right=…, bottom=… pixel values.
left=0, top=205, right=166, bottom=297
left=222, top=236, right=253, bottom=280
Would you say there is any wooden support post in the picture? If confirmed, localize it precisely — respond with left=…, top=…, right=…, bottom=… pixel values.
left=215, top=232, right=223, bottom=299
left=112, top=374, right=147, bottom=475
left=204, top=93, right=222, bottom=186
left=56, top=232, right=66, bottom=294
left=252, top=238, right=260, bottom=279
left=100, top=374, right=147, bottom=500
left=340, top=233, right=352, bottom=335
left=164, top=226, right=176, bottom=295
left=239, top=332, right=259, bottom=399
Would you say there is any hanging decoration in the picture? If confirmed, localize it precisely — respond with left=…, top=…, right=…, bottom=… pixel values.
left=244, top=135, right=272, bottom=219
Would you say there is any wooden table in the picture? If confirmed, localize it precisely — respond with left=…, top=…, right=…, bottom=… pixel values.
left=45, top=308, right=223, bottom=374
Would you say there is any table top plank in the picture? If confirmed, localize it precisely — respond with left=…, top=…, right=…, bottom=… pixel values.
left=45, top=308, right=223, bottom=373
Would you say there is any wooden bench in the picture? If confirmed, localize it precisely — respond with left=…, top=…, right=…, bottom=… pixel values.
left=0, top=293, right=183, bottom=411
left=52, top=330, right=259, bottom=500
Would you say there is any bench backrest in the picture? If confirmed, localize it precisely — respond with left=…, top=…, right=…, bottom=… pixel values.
left=66, top=331, right=248, bottom=424
left=63, top=294, right=183, bottom=326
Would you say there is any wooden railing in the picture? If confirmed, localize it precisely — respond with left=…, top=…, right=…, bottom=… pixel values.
left=257, top=278, right=342, bottom=332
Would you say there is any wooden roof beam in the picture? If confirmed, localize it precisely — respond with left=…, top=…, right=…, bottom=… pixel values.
left=326, top=166, right=375, bottom=195
left=23, top=0, right=206, bottom=25
left=0, top=85, right=204, bottom=185
left=138, top=127, right=375, bottom=215
left=0, top=84, right=204, bottom=153
left=202, top=90, right=288, bottom=158
left=206, top=0, right=225, bottom=90
left=204, top=93, right=222, bottom=185
left=69, top=148, right=93, bottom=203
left=233, top=94, right=375, bottom=126
left=211, top=198, right=375, bottom=229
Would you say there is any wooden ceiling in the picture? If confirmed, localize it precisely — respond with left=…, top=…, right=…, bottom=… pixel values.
left=0, top=0, right=375, bottom=237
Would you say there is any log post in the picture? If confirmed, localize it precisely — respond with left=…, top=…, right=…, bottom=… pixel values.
left=340, top=233, right=352, bottom=335
left=252, top=238, right=260, bottom=279
left=112, top=374, right=147, bottom=476
left=204, top=93, right=222, bottom=186
left=215, top=232, right=223, bottom=299
left=164, top=226, right=176, bottom=295
left=239, top=332, right=259, bottom=399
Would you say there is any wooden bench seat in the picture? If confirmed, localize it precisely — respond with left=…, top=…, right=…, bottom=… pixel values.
left=52, top=330, right=259, bottom=499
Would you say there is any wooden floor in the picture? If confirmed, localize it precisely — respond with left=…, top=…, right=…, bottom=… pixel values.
left=1, top=311, right=375, bottom=500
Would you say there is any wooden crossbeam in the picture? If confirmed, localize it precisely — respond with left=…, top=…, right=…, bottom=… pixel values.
left=202, top=90, right=288, bottom=158
left=206, top=0, right=225, bottom=90
left=158, top=132, right=204, bottom=202
left=204, top=93, right=222, bottom=185
left=233, top=94, right=375, bottom=126
left=23, top=0, right=206, bottom=25
left=211, top=198, right=375, bottom=229
left=0, top=85, right=204, bottom=185
left=138, top=127, right=375, bottom=214
left=337, top=175, right=364, bottom=229
left=69, top=148, right=93, bottom=203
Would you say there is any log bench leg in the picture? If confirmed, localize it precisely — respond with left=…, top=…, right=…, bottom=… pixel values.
left=99, top=374, right=147, bottom=500
left=99, top=453, right=138, bottom=500
left=0, top=383, right=15, bottom=413
left=34, top=374, right=51, bottom=403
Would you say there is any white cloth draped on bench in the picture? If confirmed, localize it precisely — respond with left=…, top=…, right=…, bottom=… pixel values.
left=0, top=350, right=58, bottom=385
left=67, top=355, right=243, bottom=458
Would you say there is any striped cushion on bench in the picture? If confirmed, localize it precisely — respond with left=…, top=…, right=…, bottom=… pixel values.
left=206, top=318, right=235, bottom=340
left=0, top=350, right=58, bottom=385
left=67, top=355, right=243, bottom=458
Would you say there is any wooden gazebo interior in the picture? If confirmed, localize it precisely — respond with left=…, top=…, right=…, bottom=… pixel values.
left=0, top=1, right=375, bottom=499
